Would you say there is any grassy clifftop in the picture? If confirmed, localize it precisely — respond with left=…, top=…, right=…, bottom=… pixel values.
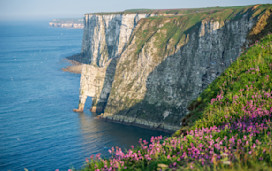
left=132, top=4, right=269, bottom=58
left=87, top=4, right=271, bottom=15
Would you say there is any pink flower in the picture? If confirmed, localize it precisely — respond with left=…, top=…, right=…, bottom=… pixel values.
left=211, top=98, right=217, bottom=104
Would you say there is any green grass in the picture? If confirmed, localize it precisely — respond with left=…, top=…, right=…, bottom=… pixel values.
left=132, top=4, right=270, bottom=58
left=182, top=34, right=272, bottom=130
left=88, top=5, right=259, bottom=15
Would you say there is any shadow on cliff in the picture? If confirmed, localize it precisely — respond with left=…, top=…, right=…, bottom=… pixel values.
left=102, top=21, right=205, bottom=131
left=66, top=53, right=91, bottom=64
left=93, top=57, right=118, bottom=114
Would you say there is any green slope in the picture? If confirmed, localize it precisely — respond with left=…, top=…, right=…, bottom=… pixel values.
left=181, top=22, right=272, bottom=130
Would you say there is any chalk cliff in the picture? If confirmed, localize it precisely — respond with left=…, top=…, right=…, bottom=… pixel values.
left=74, top=5, right=272, bottom=131
left=81, top=13, right=156, bottom=66
left=74, top=13, right=155, bottom=112
left=49, top=18, right=84, bottom=29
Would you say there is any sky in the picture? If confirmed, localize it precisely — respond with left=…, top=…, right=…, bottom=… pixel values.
left=0, top=0, right=271, bottom=21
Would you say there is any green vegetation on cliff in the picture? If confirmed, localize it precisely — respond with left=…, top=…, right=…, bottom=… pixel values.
left=89, top=4, right=270, bottom=16
left=133, top=4, right=269, bottom=57
left=181, top=6, right=272, bottom=130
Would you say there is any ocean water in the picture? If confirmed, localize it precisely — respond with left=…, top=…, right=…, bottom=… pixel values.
left=0, top=21, right=169, bottom=171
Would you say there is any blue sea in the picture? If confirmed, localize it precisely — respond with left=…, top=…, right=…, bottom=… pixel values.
left=0, top=21, right=168, bottom=171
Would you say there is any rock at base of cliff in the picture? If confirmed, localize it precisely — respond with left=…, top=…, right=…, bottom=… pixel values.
left=101, top=113, right=180, bottom=132
left=90, top=106, right=104, bottom=113
left=62, top=59, right=83, bottom=74
left=62, top=65, right=83, bottom=74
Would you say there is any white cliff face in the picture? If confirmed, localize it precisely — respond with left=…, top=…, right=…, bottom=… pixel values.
left=117, top=14, right=151, bottom=54
left=76, top=13, right=152, bottom=112
left=81, top=13, right=153, bottom=67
